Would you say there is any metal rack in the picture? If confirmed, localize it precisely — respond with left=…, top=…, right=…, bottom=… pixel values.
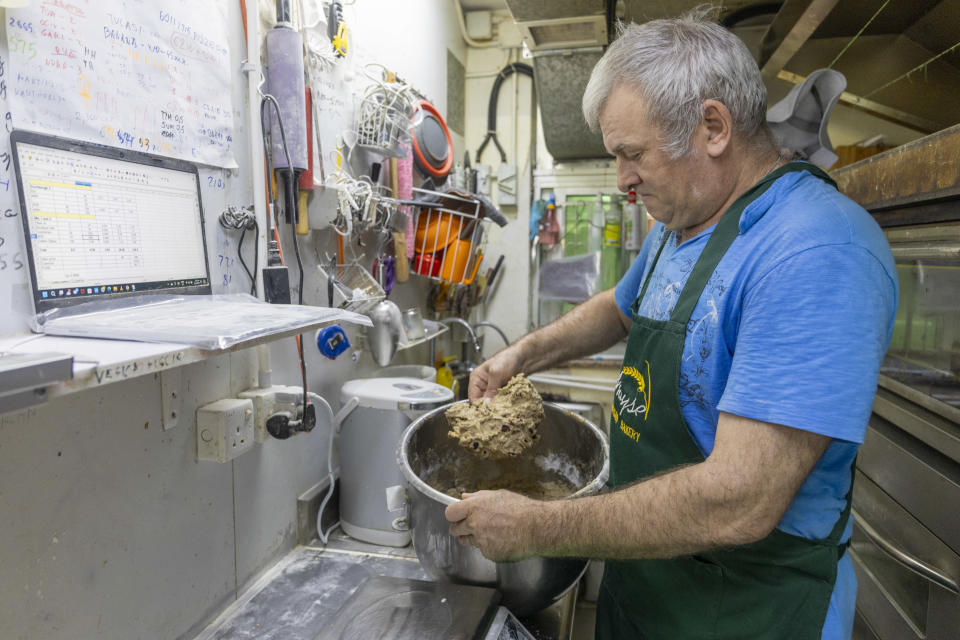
left=401, top=188, right=487, bottom=286
left=315, top=262, right=385, bottom=314
left=352, top=64, right=416, bottom=159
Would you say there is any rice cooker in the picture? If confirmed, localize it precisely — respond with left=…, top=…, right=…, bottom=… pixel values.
left=338, top=377, right=453, bottom=546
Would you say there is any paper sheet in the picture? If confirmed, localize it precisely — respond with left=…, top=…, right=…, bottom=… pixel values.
left=6, top=0, right=236, bottom=167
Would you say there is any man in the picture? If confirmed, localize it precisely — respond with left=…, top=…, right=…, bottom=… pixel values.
left=445, top=12, right=897, bottom=640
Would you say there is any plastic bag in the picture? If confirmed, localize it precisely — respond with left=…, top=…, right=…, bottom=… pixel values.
left=538, top=252, right=601, bottom=303
left=31, top=293, right=372, bottom=351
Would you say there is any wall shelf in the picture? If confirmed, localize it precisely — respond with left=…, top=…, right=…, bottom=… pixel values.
left=396, top=319, right=447, bottom=352
left=0, top=321, right=339, bottom=407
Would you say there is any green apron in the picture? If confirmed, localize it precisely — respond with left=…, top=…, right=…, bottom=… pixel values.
left=597, top=162, right=852, bottom=640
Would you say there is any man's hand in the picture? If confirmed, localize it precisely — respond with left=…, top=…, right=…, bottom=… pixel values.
left=445, top=490, right=542, bottom=562
left=468, top=346, right=524, bottom=401
left=467, top=290, right=630, bottom=401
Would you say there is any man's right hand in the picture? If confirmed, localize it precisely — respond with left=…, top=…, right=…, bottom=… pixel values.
left=466, top=290, right=630, bottom=402
left=467, top=345, right=525, bottom=401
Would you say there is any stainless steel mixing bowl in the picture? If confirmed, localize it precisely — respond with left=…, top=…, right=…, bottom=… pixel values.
left=398, top=401, right=610, bottom=616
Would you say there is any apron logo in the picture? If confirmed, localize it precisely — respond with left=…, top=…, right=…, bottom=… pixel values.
left=614, top=361, right=652, bottom=425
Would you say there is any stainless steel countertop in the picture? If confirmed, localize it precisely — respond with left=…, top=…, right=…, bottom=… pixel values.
left=193, top=531, right=574, bottom=640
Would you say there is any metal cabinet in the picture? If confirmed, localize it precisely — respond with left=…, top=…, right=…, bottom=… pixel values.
left=834, top=126, right=960, bottom=640
left=851, top=421, right=960, bottom=639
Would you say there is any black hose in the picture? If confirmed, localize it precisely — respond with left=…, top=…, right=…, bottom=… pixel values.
left=476, top=62, right=534, bottom=164
left=275, top=0, right=291, bottom=24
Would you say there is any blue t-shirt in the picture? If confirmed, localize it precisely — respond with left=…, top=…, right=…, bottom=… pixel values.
left=614, top=168, right=897, bottom=639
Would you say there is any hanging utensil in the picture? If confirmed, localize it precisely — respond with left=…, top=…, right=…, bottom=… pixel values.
left=366, top=260, right=405, bottom=365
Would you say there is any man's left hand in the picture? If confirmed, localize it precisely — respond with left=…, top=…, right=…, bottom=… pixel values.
left=445, top=490, right=541, bottom=562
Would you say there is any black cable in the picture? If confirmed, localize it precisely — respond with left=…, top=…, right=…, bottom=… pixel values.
left=476, top=62, right=533, bottom=164
left=260, top=91, right=308, bottom=428
left=251, top=220, right=259, bottom=295
left=238, top=226, right=253, bottom=292
left=219, top=206, right=258, bottom=296
left=284, top=170, right=308, bottom=429
left=282, top=170, right=306, bottom=307
left=236, top=221, right=260, bottom=296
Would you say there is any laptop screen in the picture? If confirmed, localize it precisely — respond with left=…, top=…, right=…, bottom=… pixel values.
left=11, top=130, right=212, bottom=313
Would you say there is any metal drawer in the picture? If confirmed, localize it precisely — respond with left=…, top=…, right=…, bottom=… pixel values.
left=859, top=415, right=960, bottom=554
left=851, top=471, right=960, bottom=640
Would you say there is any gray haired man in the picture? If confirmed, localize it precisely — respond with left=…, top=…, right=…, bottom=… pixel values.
left=446, top=10, right=898, bottom=640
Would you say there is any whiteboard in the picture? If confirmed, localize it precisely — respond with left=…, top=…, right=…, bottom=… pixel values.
left=5, top=0, right=236, bottom=168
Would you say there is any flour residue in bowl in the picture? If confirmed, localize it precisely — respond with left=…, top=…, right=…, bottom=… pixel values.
left=425, top=463, right=577, bottom=500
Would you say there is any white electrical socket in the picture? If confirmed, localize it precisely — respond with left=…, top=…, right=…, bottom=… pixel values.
left=196, top=398, right=255, bottom=462
left=238, top=387, right=279, bottom=443
left=239, top=385, right=304, bottom=442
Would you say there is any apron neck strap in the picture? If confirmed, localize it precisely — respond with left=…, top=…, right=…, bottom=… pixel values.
left=631, top=232, right=671, bottom=314
left=668, top=161, right=832, bottom=325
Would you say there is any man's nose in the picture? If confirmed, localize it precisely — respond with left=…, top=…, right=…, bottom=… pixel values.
left=617, top=161, right=639, bottom=193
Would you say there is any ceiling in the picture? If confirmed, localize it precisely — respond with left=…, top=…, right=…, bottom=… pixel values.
left=614, top=0, right=960, bottom=130
left=459, top=0, right=508, bottom=11
left=459, top=0, right=960, bottom=159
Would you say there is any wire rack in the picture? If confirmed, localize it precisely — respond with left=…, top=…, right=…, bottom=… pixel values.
left=402, top=188, right=487, bottom=286
left=316, top=262, right=385, bottom=314
left=353, top=64, right=416, bottom=158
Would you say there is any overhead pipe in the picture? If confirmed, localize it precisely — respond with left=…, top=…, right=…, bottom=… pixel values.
left=453, top=0, right=499, bottom=48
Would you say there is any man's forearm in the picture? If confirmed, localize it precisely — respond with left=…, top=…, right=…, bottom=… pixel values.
left=529, top=413, right=830, bottom=560
left=514, top=289, right=629, bottom=374
left=533, top=461, right=753, bottom=560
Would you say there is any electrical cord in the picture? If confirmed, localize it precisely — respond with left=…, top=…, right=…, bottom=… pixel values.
left=218, top=206, right=259, bottom=295
left=287, top=170, right=308, bottom=423
left=259, top=92, right=307, bottom=424
left=308, top=391, right=340, bottom=544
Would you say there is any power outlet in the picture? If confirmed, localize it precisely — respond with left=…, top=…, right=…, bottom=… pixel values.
left=238, top=387, right=278, bottom=443
left=197, top=398, right=255, bottom=462
left=239, top=385, right=304, bottom=442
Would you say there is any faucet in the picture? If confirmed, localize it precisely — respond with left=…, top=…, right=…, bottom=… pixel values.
left=440, top=317, right=481, bottom=353
left=472, top=321, right=510, bottom=348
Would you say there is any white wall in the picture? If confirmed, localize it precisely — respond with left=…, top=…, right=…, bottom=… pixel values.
left=461, top=13, right=537, bottom=353
left=0, top=1, right=467, bottom=638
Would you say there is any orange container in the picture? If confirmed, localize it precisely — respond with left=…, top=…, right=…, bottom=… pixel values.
left=415, top=210, right=463, bottom=252
left=440, top=239, right=481, bottom=284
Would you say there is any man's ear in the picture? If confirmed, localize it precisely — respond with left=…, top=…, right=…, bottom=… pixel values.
left=701, top=99, right=733, bottom=158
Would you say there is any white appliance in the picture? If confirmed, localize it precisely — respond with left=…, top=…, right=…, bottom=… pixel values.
left=338, top=377, right=453, bottom=546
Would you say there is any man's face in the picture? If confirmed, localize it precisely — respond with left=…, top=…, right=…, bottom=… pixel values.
left=599, top=84, right=709, bottom=233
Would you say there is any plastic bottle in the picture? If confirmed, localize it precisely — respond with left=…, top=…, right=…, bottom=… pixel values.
left=436, top=355, right=457, bottom=391
left=600, top=196, right=621, bottom=290
left=589, top=194, right=604, bottom=255
left=624, top=190, right=644, bottom=251
left=538, top=193, right=560, bottom=248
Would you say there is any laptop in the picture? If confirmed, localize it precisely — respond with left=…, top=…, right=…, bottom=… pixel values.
left=10, top=130, right=367, bottom=349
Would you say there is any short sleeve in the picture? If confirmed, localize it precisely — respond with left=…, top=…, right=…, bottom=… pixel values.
left=717, top=243, right=896, bottom=443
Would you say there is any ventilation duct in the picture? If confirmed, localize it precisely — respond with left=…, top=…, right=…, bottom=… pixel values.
left=531, top=49, right=609, bottom=160
left=503, top=0, right=610, bottom=160
left=519, top=15, right=607, bottom=50
left=506, top=0, right=607, bottom=50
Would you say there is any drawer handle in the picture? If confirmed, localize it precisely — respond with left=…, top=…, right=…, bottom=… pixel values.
left=853, top=509, right=960, bottom=595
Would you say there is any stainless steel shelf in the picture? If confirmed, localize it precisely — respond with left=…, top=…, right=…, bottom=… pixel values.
left=396, top=319, right=447, bottom=352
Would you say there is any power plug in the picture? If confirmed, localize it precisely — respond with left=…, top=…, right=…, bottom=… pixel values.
left=239, top=384, right=309, bottom=442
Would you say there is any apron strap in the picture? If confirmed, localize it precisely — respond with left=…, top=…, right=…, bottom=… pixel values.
left=827, top=456, right=857, bottom=546
left=669, top=161, right=834, bottom=325
left=630, top=232, right=671, bottom=316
